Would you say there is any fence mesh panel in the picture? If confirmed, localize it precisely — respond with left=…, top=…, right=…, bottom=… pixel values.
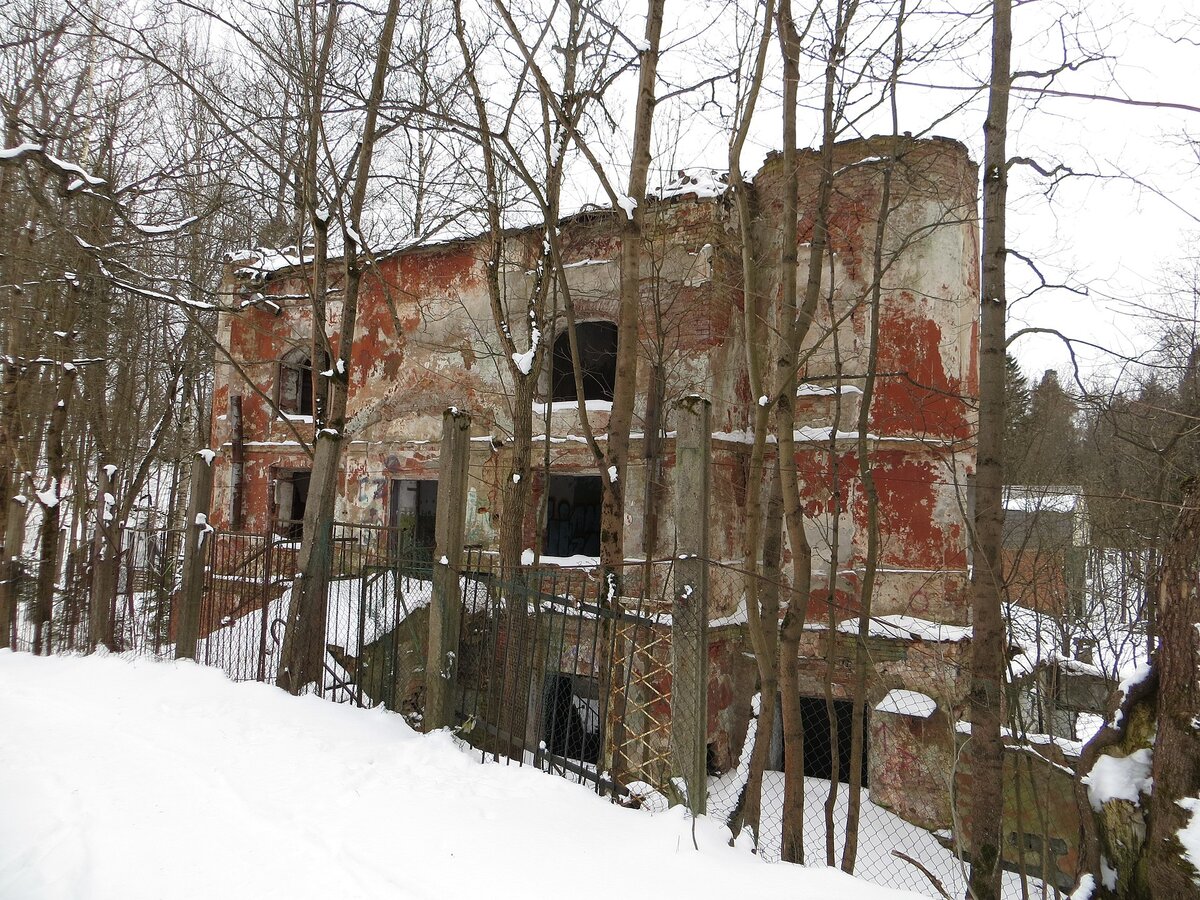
left=6, top=524, right=1065, bottom=899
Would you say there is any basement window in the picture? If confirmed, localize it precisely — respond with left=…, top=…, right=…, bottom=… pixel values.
left=551, top=321, right=617, bottom=403
left=274, top=470, right=310, bottom=541
left=542, top=672, right=601, bottom=764
left=544, top=475, right=602, bottom=558
left=768, top=695, right=869, bottom=786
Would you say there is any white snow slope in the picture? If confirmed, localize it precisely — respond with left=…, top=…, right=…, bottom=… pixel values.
left=0, top=651, right=925, bottom=900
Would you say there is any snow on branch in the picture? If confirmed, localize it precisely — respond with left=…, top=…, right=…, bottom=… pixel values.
left=132, top=216, right=199, bottom=236
left=0, top=142, right=107, bottom=191
left=94, top=259, right=216, bottom=311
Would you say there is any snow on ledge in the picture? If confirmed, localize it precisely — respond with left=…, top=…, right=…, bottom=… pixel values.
left=533, top=399, right=613, bottom=415
left=536, top=554, right=601, bottom=569
left=836, top=614, right=972, bottom=643
left=875, top=689, right=937, bottom=718
left=711, top=428, right=962, bottom=448
left=797, top=383, right=864, bottom=397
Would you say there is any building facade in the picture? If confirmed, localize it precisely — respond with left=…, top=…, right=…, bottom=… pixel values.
left=209, top=135, right=991, bottom=852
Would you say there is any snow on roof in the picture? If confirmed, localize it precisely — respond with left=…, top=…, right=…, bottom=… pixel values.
left=837, top=614, right=972, bottom=643
left=1053, top=654, right=1106, bottom=678
left=1003, top=602, right=1144, bottom=687
left=226, top=245, right=313, bottom=284
left=656, top=168, right=728, bottom=200
left=875, top=689, right=937, bottom=718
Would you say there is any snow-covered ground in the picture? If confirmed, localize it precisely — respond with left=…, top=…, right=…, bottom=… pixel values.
left=0, top=651, right=928, bottom=900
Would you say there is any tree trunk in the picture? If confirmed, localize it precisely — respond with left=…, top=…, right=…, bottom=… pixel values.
left=601, top=0, right=664, bottom=577
left=277, top=0, right=401, bottom=695
left=1143, top=483, right=1200, bottom=898
left=734, top=460, right=783, bottom=843
left=724, top=0, right=777, bottom=844
left=33, top=368, right=75, bottom=653
left=843, top=7, right=904, bottom=871
left=967, top=1, right=1012, bottom=897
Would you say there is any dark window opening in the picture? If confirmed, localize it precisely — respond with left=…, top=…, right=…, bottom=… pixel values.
left=542, top=672, right=601, bottom=763
left=768, top=695, right=868, bottom=786
left=274, top=470, right=310, bottom=540
left=544, top=475, right=602, bottom=557
left=388, top=479, right=438, bottom=559
left=551, top=322, right=617, bottom=402
left=278, top=347, right=330, bottom=417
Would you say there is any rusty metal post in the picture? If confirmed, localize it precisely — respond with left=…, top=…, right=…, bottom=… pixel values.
left=89, top=464, right=119, bottom=650
left=425, top=408, right=471, bottom=732
left=175, top=451, right=215, bottom=660
left=671, top=396, right=710, bottom=815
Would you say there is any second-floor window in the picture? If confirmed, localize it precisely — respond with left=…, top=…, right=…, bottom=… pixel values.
left=277, top=346, right=328, bottom=418
left=550, top=321, right=617, bottom=403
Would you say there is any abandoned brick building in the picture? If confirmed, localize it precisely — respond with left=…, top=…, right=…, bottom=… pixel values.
left=201, top=134, right=1079, bottom=877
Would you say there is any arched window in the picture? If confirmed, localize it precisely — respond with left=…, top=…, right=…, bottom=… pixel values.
left=550, top=321, right=617, bottom=403
left=277, top=346, right=329, bottom=417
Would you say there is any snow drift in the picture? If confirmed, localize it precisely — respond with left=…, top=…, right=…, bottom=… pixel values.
left=0, top=651, right=925, bottom=900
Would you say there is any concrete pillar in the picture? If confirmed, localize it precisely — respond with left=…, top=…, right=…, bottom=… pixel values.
left=425, top=408, right=471, bottom=732
left=671, top=395, right=710, bottom=815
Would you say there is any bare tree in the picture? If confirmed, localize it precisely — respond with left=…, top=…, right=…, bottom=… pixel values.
left=966, top=0, right=1012, bottom=896
left=277, top=0, right=404, bottom=694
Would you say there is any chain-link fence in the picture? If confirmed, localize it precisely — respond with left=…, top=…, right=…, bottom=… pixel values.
left=6, top=527, right=1069, bottom=899
left=450, top=559, right=673, bottom=797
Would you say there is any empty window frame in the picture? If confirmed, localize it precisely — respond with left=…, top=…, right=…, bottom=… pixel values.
left=550, top=321, right=617, bottom=403
left=277, top=346, right=329, bottom=418
left=388, top=479, right=439, bottom=557
left=541, top=672, right=601, bottom=764
left=767, top=695, right=869, bottom=786
left=543, top=475, right=602, bottom=558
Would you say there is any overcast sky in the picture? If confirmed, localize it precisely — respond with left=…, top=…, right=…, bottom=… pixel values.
left=568, top=0, right=1200, bottom=388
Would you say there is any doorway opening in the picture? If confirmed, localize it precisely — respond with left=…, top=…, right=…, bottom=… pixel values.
left=274, top=470, right=310, bottom=540
left=388, top=479, right=438, bottom=558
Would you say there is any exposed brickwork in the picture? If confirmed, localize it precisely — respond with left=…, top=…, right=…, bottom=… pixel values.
left=210, top=136, right=985, bottom=837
